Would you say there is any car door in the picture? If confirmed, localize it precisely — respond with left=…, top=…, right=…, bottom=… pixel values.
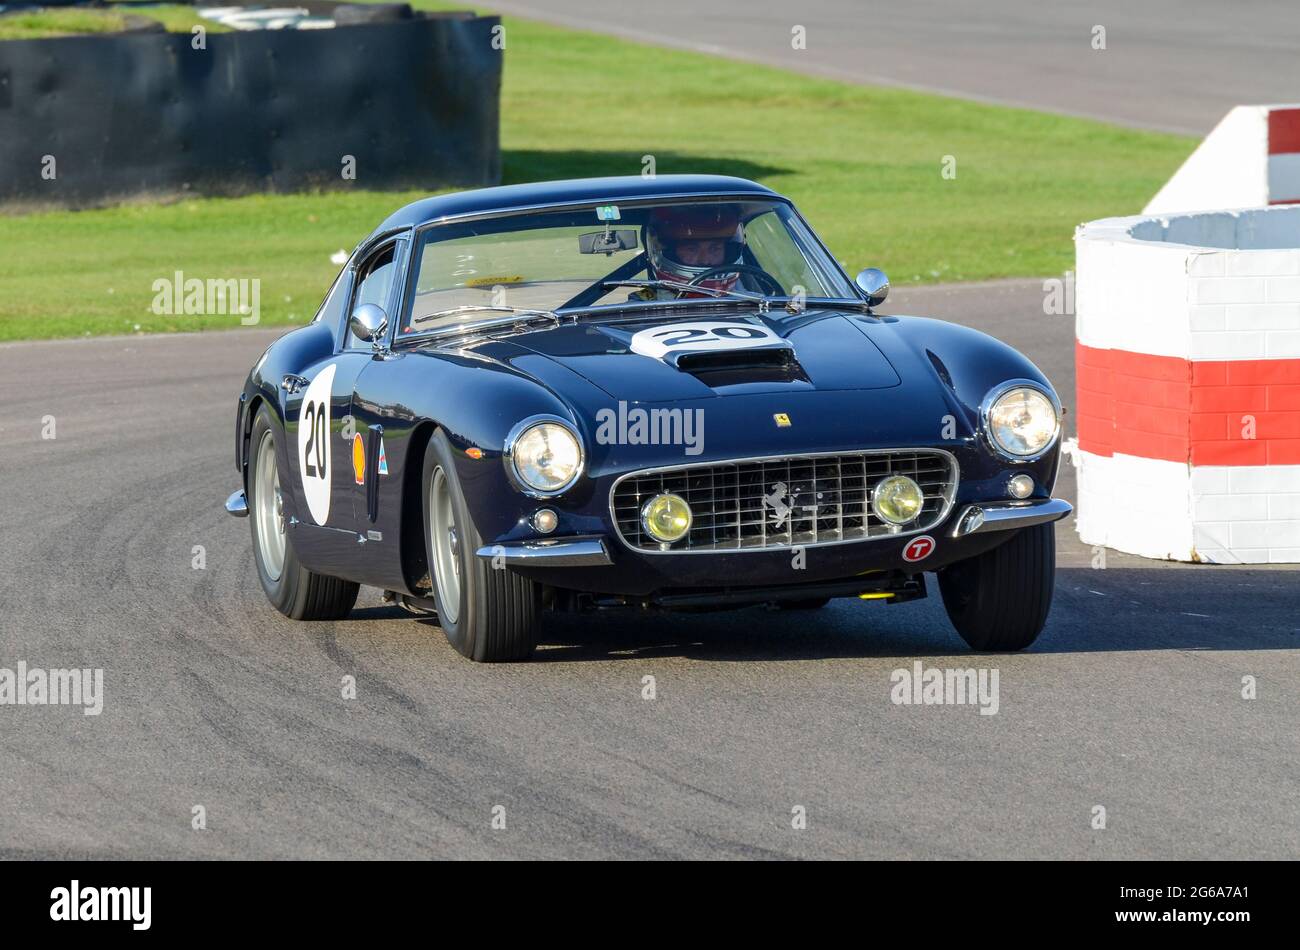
left=340, top=236, right=407, bottom=534
left=283, top=239, right=403, bottom=561
left=341, top=236, right=425, bottom=592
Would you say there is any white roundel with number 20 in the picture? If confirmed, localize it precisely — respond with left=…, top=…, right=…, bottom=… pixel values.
left=298, top=362, right=336, bottom=526
left=629, top=321, right=783, bottom=360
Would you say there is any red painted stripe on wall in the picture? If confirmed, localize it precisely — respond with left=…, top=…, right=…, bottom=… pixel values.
left=1268, top=107, right=1300, bottom=155
left=1075, top=342, right=1300, bottom=465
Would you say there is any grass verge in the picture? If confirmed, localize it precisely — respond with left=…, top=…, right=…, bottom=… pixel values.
left=0, top=1, right=1193, bottom=340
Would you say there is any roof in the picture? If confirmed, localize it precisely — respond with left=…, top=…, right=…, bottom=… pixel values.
left=370, top=175, right=782, bottom=236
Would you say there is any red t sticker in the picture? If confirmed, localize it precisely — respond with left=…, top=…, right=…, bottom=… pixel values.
left=902, top=535, right=935, bottom=562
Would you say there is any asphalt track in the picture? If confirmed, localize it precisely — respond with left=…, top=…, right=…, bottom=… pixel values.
left=486, top=0, right=1300, bottom=134
left=2, top=281, right=1296, bottom=859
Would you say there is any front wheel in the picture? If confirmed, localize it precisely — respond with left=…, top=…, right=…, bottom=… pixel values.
left=937, top=522, right=1055, bottom=651
left=423, top=429, right=541, bottom=662
left=248, top=405, right=359, bottom=620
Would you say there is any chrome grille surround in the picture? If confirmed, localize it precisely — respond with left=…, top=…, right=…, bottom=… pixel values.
left=609, top=449, right=959, bottom=554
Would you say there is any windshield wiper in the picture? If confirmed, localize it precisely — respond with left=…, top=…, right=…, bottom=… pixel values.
left=602, top=278, right=771, bottom=306
left=411, top=305, right=562, bottom=327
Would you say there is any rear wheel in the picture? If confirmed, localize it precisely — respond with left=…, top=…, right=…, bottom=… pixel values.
left=423, top=429, right=541, bottom=661
left=937, top=523, right=1055, bottom=651
left=248, top=406, right=359, bottom=620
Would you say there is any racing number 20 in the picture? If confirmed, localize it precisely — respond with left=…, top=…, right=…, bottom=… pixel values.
left=654, top=325, right=768, bottom=348
left=303, top=400, right=328, bottom=479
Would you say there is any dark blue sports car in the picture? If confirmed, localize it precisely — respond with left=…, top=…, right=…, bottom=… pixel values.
left=226, top=175, right=1071, bottom=661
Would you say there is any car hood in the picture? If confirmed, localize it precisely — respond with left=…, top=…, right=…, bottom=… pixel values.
left=502, top=308, right=902, bottom=401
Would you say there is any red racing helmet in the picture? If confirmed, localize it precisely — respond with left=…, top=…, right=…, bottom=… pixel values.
left=645, top=205, right=746, bottom=295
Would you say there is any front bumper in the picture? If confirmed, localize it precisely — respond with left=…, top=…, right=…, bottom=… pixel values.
left=488, top=496, right=1072, bottom=596
left=475, top=536, right=612, bottom=567
left=225, top=490, right=249, bottom=518
left=949, top=498, right=1073, bottom=537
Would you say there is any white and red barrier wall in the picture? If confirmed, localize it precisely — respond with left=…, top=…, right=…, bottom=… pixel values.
left=1073, top=207, right=1300, bottom=563
left=1145, top=104, right=1300, bottom=215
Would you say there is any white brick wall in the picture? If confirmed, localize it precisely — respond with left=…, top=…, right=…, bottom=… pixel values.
left=1224, top=303, right=1300, bottom=330
left=1267, top=493, right=1300, bottom=518
left=1190, top=277, right=1265, bottom=305
left=1226, top=250, right=1300, bottom=276
left=1075, top=451, right=1194, bottom=560
left=1188, top=465, right=1300, bottom=563
left=1077, top=207, right=1300, bottom=360
left=1227, top=465, right=1300, bottom=493
left=1144, top=106, right=1271, bottom=215
left=1074, top=205, right=1300, bottom=564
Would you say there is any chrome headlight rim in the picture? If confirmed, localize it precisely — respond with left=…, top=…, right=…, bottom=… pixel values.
left=503, top=414, right=586, bottom=498
left=980, top=380, right=1062, bottom=462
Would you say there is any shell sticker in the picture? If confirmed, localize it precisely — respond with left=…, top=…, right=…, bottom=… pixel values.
left=352, top=433, right=366, bottom=486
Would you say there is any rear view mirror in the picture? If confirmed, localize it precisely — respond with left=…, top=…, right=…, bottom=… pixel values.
left=579, top=229, right=638, bottom=255
left=855, top=268, right=890, bottom=307
left=349, top=303, right=389, bottom=346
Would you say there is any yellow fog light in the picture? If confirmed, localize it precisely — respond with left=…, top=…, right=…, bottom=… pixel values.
left=872, top=475, right=924, bottom=526
left=641, top=493, right=692, bottom=543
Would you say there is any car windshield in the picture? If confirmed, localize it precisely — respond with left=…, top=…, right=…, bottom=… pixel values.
left=397, top=197, right=856, bottom=338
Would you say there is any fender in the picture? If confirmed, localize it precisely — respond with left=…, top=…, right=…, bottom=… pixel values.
left=237, top=322, right=338, bottom=521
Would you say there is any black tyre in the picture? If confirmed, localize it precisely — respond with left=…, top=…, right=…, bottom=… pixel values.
left=937, top=522, right=1055, bottom=651
left=423, top=429, right=541, bottom=661
left=248, top=405, right=359, bottom=620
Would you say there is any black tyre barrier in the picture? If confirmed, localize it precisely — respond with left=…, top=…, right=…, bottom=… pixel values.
left=0, top=6, right=501, bottom=208
left=333, top=4, right=413, bottom=25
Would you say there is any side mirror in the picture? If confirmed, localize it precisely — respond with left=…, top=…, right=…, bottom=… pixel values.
left=855, top=268, right=890, bottom=307
left=349, top=303, right=389, bottom=347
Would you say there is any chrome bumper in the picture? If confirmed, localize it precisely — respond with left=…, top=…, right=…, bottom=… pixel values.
left=475, top=537, right=613, bottom=567
left=950, top=498, right=1072, bottom=538
left=225, top=490, right=249, bottom=518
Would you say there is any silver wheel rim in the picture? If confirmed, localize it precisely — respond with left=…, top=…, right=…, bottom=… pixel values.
left=430, top=466, right=461, bottom=624
left=254, top=430, right=286, bottom=582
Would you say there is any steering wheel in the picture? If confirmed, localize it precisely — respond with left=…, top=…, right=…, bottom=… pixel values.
left=687, top=264, right=784, bottom=297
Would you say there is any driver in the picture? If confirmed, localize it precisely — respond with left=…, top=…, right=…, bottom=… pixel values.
left=637, top=205, right=747, bottom=299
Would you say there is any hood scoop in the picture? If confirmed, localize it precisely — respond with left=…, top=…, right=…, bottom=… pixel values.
left=506, top=310, right=901, bottom=400
left=675, top=346, right=808, bottom=387
left=675, top=347, right=792, bottom=371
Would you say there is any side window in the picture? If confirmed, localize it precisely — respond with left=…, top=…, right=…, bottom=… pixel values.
left=345, top=244, right=397, bottom=349
left=312, top=267, right=352, bottom=347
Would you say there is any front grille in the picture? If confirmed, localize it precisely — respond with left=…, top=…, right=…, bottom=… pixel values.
left=610, top=450, right=958, bottom=552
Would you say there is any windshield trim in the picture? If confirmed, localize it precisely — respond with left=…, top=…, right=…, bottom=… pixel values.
left=411, top=190, right=794, bottom=231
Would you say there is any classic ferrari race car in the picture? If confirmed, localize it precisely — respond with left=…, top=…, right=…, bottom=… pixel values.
left=225, top=175, right=1071, bottom=661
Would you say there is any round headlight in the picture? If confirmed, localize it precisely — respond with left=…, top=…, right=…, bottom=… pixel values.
left=872, top=475, right=924, bottom=526
left=986, top=386, right=1059, bottom=458
left=642, top=493, right=692, bottom=543
left=509, top=421, right=583, bottom=494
